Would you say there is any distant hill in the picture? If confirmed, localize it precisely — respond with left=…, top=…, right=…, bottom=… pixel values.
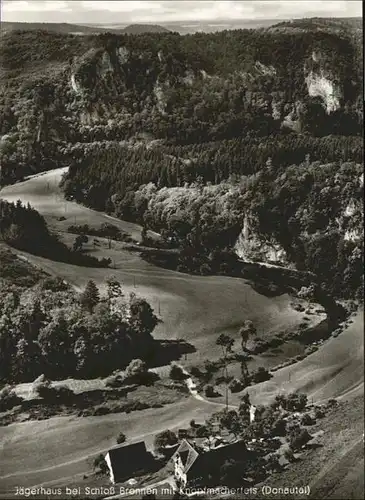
left=122, top=24, right=170, bottom=34
left=269, top=17, right=363, bottom=32
left=0, top=22, right=170, bottom=35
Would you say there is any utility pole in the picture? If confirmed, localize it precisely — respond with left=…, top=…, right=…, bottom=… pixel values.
left=158, top=300, right=161, bottom=315
left=225, top=367, right=229, bottom=411
left=133, top=276, right=136, bottom=288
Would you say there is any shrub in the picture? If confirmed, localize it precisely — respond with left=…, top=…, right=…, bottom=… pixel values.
left=265, top=453, right=281, bottom=473
left=216, top=375, right=234, bottom=385
left=190, top=366, right=203, bottom=378
left=314, top=406, right=326, bottom=419
left=34, top=380, right=54, bottom=399
left=93, top=454, right=108, bottom=474
left=283, top=448, right=295, bottom=462
left=105, top=374, right=124, bottom=388
left=195, top=425, right=210, bottom=438
left=301, top=413, right=315, bottom=426
left=204, top=360, right=219, bottom=374
left=289, top=427, right=312, bottom=450
left=154, top=430, right=178, bottom=454
left=0, top=385, right=23, bottom=411
left=271, top=417, right=287, bottom=437
left=252, top=367, right=271, bottom=383
left=229, top=378, right=244, bottom=393
left=93, top=406, right=111, bottom=416
left=124, top=359, right=152, bottom=385
left=35, top=382, right=74, bottom=402
left=169, top=364, right=186, bottom=381
left=204, top=385, right=217, bottom=397
left=40, top=276, right=69, bottom=292
left=116, top=432, right=126, bottom=445
left=281, top=392, right=308, bottom=412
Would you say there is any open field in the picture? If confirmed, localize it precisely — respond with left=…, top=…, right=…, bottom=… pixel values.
left=0, top=398, right=217, bottom=495
left=248, top=310, right=364, bottom=406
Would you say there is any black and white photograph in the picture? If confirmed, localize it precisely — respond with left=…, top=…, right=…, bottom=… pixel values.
left=0, top=1, right=363, bottom=499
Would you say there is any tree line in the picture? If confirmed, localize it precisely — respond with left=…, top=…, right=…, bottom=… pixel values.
left=0, top=277, right=158, bottom=383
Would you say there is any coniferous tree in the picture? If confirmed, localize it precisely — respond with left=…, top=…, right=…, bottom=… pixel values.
left=80, top=280, right=100, bottom=313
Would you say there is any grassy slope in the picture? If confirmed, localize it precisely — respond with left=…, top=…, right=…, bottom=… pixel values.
left=0, top=398, right=213, bottom=494
left=248, top=310, right=364, bottom=406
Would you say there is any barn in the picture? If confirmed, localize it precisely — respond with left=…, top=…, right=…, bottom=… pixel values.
left=105, top=441, right=155, bottom=484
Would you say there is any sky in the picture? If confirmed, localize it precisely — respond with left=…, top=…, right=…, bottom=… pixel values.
left=1, top=0, right=362, bottom=25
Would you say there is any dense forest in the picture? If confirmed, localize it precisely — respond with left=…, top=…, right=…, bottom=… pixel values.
left=0, top=24, right=363, bottom=183
left=0, top=275, right=158, bottom=383
left=0, top=20, right=363, bottom=300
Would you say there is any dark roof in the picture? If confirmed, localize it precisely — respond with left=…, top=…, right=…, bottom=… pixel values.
left=106, top=441, right=150, bottom=481
left=172, top=440, right=199, bottom=474
left=173, top=439, right=247, bottom=478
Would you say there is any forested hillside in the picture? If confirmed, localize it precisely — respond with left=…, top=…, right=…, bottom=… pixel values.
left=0, top=20, right=363, bottom=299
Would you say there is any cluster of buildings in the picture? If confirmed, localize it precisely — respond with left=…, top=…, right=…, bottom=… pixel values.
left=105, top=434, right=248, bottom=488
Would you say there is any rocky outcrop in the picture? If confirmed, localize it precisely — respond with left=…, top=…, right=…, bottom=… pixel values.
left=305, top=70, right=341, bottom=113
left=234, top=213, right=288, bottom=264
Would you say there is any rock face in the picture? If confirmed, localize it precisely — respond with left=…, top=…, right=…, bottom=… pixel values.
left=234, top=213, right=288, bottom=264
left=304, top=50, right=342, bottom=113
left=305, top=70, right=341, bottom=113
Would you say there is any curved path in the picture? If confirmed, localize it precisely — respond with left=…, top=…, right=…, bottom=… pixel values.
left=177, top=364, right=238, bottom=410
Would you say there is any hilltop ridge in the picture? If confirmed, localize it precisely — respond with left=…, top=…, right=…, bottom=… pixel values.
left=0, top=21, right=170, bottom=35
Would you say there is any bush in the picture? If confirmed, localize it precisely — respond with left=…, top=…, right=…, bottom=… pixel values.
left=169, top=364, right=186, bottom=381
left=216, top=375, right=234, bottom=385
left=271, top=417, right=287, bottom=437
left=154, top=430, right=178, bottom=454
left=265, top=453, right=281, bottom=473
left=280, top=392, right=308, bottom=412
left=93, top=454, right=108, bottom=474
left=124, top=359, right=151, bottom=385
left=289, top=427, right=312, bottom=450
left=35, top=381, right=74, bottom=402
left=0, top=385, right=23, bottom=411
left=93, top=406, right=111, bottom=416
left=195, top=425, right=211, bottom=438
left=116, top=432, right=126, bottom=445
left=105, top=374, right=124, bottom=388
left=229, top=378, right=244, bottom=393
left=190, top=366, right=203, bottom=378
left=252, top=367, right=271, bottom=383
left=301, top=413, right=315, bottom=426
left=204, top=360, right=219, bottom=374
left=314, top=406, right=326, bottom=419
left=283, top=448, right=295, bottom=462
left=40, top=276, right=69, bottom=292
left=204, top=385, right=217, bottom=397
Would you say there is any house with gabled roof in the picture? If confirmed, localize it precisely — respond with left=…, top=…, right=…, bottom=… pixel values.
left=105, top=441, right=155, bottom=484
left=171, top=438, right=248, bottom=488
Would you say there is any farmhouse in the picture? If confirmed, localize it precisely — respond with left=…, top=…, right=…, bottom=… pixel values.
left=105, top=441, right=155, bottom=483
left=171, top=438, right=248, bottom=487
